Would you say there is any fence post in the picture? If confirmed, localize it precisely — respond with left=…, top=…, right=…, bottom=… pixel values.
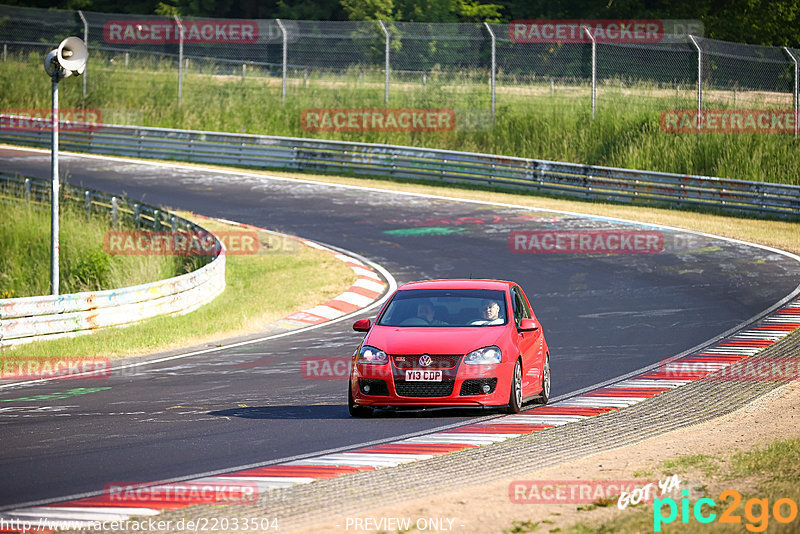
left=78, top=10, right=88, bottom=100
left=84, top=190, right=91, bottom=220
left=111, top=196, right=119, bottom=227
left=582, top=26, right=596, bottom=120
left=276, top=19, right=287, bottom=105
left=689, top=35, right=702, bottom=118
left=24, top=178, right=31, bottom=203
left=378, top=20, right=390, bottom=104
left=483, top=22, right=496, bottom=117
left=50, top=78, right=60, bottom=295
left=783, top=47, right=799, bottom=138
left=174, top=15, right=184, bottom=106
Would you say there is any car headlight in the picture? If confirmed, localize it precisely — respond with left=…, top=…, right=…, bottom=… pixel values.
left=357, top=345, right=388, bottom=364
left=464, top=346, right=502, bottom=365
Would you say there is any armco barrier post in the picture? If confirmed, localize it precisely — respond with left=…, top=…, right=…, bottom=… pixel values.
left=276, top=19, right=288, bottom=105
left=484, top=22, right=496, bottom=117
left=379, top=20, right=390, bottom=103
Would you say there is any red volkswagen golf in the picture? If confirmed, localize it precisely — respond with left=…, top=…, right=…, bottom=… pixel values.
left=348, top=279, right=550, bottom=417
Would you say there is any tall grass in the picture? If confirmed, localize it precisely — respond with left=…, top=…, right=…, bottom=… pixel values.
left=1, top=51, right=798, bottom=185
left=0, top=192, right=196, bottom=297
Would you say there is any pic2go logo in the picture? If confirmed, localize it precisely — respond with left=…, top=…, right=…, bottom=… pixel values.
left=654, top=489, right=798, bottom=532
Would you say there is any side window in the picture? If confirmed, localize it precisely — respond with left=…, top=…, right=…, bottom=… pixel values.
left=510, top=289, right=520, bottom=324
left=511, top=288, right=529, bottom=325
left=513, top=287, right=531, bottom=323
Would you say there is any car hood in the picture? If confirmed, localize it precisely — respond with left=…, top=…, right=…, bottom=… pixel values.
left=365, top=325, right=506, bottom=355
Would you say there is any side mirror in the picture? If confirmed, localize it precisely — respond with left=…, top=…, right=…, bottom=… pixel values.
left=353, top=318, right=372, bottom=332
left=518, top=318, right=539, bottom=331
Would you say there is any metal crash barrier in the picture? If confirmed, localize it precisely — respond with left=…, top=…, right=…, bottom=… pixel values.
left=1, top=115, right=798, bottom=219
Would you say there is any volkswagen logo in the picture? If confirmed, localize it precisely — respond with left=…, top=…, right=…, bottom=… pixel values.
left=418, top=354, right=432, bottom=367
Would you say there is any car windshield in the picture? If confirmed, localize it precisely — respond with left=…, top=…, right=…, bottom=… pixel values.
left=377, top=289, right=508, bottom=327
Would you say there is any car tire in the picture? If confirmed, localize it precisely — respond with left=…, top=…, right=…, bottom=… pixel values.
left=534, top=354, right=550, bottom=405
left=348, top=382, right=373, bottom=418
left=506, top=358, right=524, bottom=414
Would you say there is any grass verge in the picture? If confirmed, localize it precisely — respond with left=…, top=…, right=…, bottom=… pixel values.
left=1, top=211, right=357, bottom=359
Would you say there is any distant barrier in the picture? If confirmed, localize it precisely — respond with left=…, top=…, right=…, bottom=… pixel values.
left=1, top=115, right=799, bottom=219
left=0, top=173, right=225, bottom=347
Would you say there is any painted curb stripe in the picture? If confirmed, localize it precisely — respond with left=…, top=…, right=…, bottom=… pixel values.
left=448, top=424, right=553, bottom=434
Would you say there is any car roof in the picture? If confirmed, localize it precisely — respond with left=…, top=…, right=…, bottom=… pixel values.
left=396, top=279, right=515, bottom=292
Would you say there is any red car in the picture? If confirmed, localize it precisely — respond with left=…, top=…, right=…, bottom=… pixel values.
left=348, top=279, right=550, bottom=417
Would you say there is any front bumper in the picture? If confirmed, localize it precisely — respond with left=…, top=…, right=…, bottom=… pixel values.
left=350, top=358, right=513, bottom=408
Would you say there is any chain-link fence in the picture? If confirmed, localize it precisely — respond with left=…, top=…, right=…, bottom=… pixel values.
left=1, top=5, right=798, bottom=134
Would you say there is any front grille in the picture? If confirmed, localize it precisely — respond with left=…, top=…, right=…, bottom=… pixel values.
left=391, top=354, right=460, bottom=370
left=358, top=379, right=389, bottom=396
left=460, top=378, right=498, bottom=395
left=395, top=381, right=455, bottom=397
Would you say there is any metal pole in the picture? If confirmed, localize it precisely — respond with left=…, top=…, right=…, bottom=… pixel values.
left=174, top=15, right=184, bottom=106
left=582, top=26, right=596, bottom=120
left=783, top=47, right=799, bottom=138
left=689, top=35, right=702, bottom=118
left=78, top=10, right=88, bottom=100
left=484, top=22, right=496, bottom=117
left=51, top=77, right=60, bottom=295
left=276, top=19, right=287, bottom=105
left=378, top=20, right=390, bottom=104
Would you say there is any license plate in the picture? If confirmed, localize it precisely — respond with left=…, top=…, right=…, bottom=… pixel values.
left=405, top=370, right=443, bottom=382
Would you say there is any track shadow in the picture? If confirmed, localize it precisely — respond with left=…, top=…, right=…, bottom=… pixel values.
left=208, top=404, right=493, bottom=420
left=208, top=405, right=348, bottom=420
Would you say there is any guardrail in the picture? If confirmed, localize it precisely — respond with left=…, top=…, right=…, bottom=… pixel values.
left=0, top=172, right=226, bottom=347
left=1, top=115, right=799, bottom=219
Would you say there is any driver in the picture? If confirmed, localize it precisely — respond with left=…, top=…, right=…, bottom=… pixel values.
left=417, top=302, right=436, bottom=323
left=472, top=299, right=504, bottom=325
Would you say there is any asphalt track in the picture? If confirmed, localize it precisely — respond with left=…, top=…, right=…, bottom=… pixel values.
left=1, top=147, right=799, bottom=509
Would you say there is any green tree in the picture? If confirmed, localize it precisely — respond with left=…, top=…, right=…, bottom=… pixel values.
left=341, top=0, right=396, bottom=20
